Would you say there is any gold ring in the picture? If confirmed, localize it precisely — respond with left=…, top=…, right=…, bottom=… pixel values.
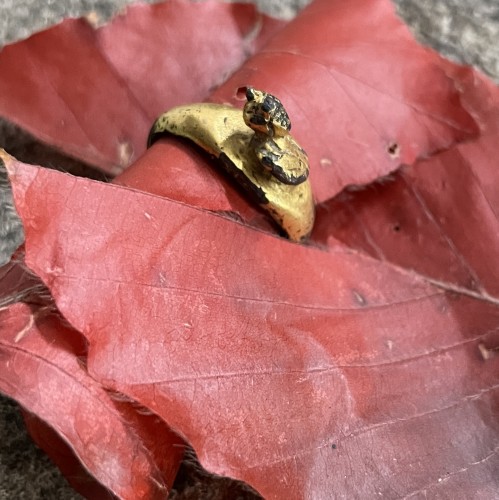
left=148, top=87, right=315, bottom=242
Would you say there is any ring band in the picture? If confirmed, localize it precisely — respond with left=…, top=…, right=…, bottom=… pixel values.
left=148, top=87, right=315, bottom=242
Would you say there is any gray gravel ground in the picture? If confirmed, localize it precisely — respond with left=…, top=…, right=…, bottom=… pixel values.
left=396, top=0, right=499, bottom=82
left=0, top=0, right=498, bottom=498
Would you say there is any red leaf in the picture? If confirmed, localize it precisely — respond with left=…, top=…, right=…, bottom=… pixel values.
left=114, top=0, right=482, bottom=226
left=314, top=76, right=499, bottom=296
left=1, top=0, right=478, bottom=198
left=0, top=302, right=184, bottom=499
left=6, top=153, right=499, bottom=498
left=0, top=1, right=282, bottom=174
left=209, top=0, right=480, bottom=202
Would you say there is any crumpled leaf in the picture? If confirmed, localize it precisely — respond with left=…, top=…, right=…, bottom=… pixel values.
left=0, top=302, right=185, bottom=499
left=2, top=0, right=499, bottom=498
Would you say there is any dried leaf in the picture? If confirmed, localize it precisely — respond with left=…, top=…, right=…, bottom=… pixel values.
left=0, top=1, right=282, bottom=174
left=313, top=77, right=499, bottom=296
left=0, top=302, right=185, bottom=499
left=5, top=153, right=499, bottom=498
left=118, top=0, right=479, bottom=206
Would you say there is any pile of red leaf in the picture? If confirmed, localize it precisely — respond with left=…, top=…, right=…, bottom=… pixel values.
left=1, top=0, right=498, bottom=498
